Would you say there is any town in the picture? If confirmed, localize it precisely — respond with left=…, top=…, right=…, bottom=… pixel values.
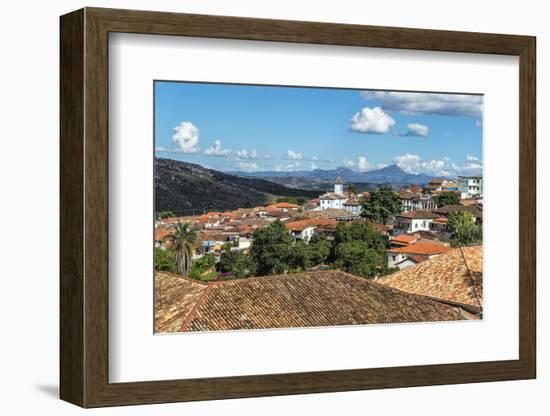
left=154, top=174, right=483, bottom=332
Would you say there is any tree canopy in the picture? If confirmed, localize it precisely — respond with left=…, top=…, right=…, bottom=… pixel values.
left=433, top=192, right=460, bottom=207
left=360, top=187, right=401, bottom=224
left=154, top=247, right=175, bottom=272
left=448, top=210, right=483, bottom=247
left=250, top=220, right=294, bottom=275
left=288, top=235, right=331, bottom=272
left=334, top=241, right=382, bottom=277
left=218, top=250, right=256, bottom=278
left=276, top=196, right=306, bottom=205
left=333, top=221, right=392, bottom=278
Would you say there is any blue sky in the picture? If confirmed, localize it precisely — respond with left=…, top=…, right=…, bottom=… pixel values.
left=154, top=81, right=483, bottom=177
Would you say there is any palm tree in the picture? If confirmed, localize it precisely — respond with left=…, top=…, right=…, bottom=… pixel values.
left=171, top=222, right=200, bottom=276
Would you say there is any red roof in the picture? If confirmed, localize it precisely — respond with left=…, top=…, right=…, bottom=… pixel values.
left=267, top=202, right=300, bottom=209
left=285, top=218, right=338, bottom=232
left=155, top=227, right=174, bottom=241
left=387, top=242, right=453, bottom=256
left=397, top=211, right=440, bottom=219
left=392, top=235, right=417, bottom=244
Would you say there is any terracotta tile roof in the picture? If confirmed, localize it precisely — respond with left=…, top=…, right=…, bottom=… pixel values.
left=397, top=211, right=440, bottom=219
left=285, top=218, right=338, bottom=232
left=407, top=254, right=429, bottom=263
left=155, top=227, right=174, bottom=241
left=392, top=235, right=417, bottom=244
left=154, top=272, right=208, bottom=333
left=320, top=193, right=346, bottom=201
left=460, top=198, right=478, bottom=206
left=398, top=189, right=422, bottom=199
left=366, top=222, right=392, bottom=233
left=154, top=270, right=467, bottom=333
left=267, top=202, right=300, bottom=209
left=378, top=246, right=483, bottom=311
left=387, top=241, right=453, bottom=256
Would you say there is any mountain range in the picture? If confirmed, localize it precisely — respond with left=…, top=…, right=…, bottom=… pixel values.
left=234, top=164, right=436, bottom=185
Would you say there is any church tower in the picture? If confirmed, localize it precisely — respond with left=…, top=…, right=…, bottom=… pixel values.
left=334, top=176, right=344, bottom=196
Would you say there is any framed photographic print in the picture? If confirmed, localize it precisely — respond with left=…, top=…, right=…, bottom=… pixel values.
left=60, top=7, right=536, bottom=408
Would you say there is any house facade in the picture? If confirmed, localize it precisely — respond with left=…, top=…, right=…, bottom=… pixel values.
left=393, top=211, right=440, bottom=236
left=458, top=175, right=483, bottom=199
left=319, top=177, right=347, bottom=210
left=386, top=242, right=452, bottom=269
left=399, top=191, right=436, bottom=212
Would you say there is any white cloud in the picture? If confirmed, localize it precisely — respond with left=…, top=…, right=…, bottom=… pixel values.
left=343, top=156, right=379, bottom=172
left=402, top=123, right=429, bottom=137
left=466, top=153, right=480, bottom=162
left=343, top=159, right=355, bottom=168
left=204, top=140, right=231, bottom=157
left=235, top=148, right=259, bottom=159
left=357, top=156, right=371, bottom=171
left=172, top=121, right=200, bottom=153
left=393, top=153, right=482, bottom=177
left=310, top=162, right=318, bottom=170
left=236, top=161, right=259, bottom=172
left=393, top=153, right=423, bottom=174
left=350, top=107, right=395, bottom=134
left=361, top=91, right=482, bottom=118
left=285, top=149, right=303, bottom=160
left=286, top=161, right=302, bottom=171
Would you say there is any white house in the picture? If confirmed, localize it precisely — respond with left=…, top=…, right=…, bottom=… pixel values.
left=400, top=193, right=437, bottom=212
left=343, top=200, right=362, bottom=215
left=458, top=175, right=483, bottom=199
left=386, top=242, right=452, bottom=269
left=319, top=177, right=347, bottom=210
left=393, top=211, right=440, bottom=236
left=285, top=220, right=317, bottom=242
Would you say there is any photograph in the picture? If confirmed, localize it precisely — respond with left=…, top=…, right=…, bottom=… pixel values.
left=153, top=81, right=484, bottom=333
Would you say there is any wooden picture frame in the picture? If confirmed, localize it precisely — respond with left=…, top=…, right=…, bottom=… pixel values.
left=60, top=7, right=536, bottom=408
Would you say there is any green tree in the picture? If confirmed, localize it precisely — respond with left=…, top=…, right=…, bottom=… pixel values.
left=221, top=241, right=233, bottom=252
left=333, top=221, right=392, bottom=278
left=156, top=211, right=176, bottom=220
left=347, top=184, right=358, bottom=197
left=250, top=220, right=294, bottom=275
left=171, top=222, right=201, bottom=276
left=433, top=192, right=460, bottom=207
left=308, top=234, right=331, bottom=265
left=334, top=221, right=388, bottom=253
left=288, top=240, right=313, bottom=272
left=154, top=247, right=175, bottom=272
left=448, top=210, right=483, bottom=247
left=276, top=196, right=306, bottom=206
left=188, top=254, right=217, bottom=280
left=360, top=187, right=401, bottom=224
left=218, top=251, right=256, bottom=278
left=334, top=241, right=382, bottom=277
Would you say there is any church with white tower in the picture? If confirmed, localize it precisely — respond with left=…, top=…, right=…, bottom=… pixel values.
left=319, top=177, right=347, bottom=210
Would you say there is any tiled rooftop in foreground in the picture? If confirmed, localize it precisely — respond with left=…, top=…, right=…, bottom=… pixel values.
left=155, top=270, right=470, bottom=333
left=377, top=245, right=483, bottom=312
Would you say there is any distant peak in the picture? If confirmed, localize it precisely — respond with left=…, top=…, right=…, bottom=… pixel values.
left=376, top=164, right=405, bottom=173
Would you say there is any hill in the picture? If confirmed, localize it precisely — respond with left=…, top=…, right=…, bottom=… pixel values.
left=235, top=164, right=434, bottom=185
left=155, top=158, right=320, bottom=214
